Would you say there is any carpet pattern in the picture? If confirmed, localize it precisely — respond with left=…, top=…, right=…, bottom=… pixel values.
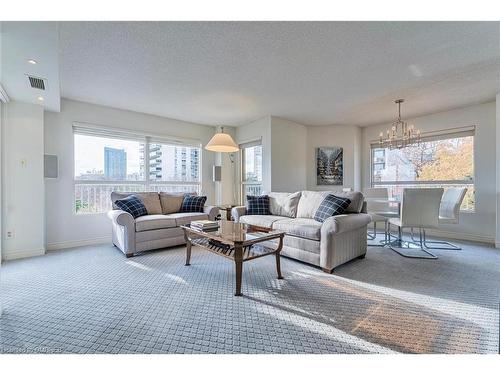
left=1, top=238, right=499, bottom=354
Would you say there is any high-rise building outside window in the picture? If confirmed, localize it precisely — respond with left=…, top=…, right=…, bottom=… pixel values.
left=74, top=126, right=201, bottom=214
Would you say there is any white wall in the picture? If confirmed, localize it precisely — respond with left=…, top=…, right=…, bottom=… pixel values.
left=236, top=116, right=272, bottom=196
left=237, top=117, right=364, bottom=196
left=496, top=94, right=500, bottom=248
left=236, top=116, right=308, bottom=196
left=44, top=99, right=219, bottom=250
left=214, top=125, right=237, bottom=206
left=307, top=125, right=362, bottom=192
left=270, top=117, right=307, bottom=192
left=362, top=101, right=497, bottom=243
left=2, top=101, right=45, bottom=260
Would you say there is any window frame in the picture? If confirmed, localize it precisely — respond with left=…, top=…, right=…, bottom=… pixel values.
left=73, top=124, right=202, bottom=215
left=369, top=126, right=475, bottom=212
left=239, top=139, right=263, bottom=204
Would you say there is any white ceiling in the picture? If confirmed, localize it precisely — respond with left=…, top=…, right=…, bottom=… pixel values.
left=1, top=22, right=60, bottom=112
left=59, top=22, right=500, bottom=127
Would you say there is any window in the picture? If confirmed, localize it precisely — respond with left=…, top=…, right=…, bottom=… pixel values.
left=371, top=127, right=475, bottom=211
left=74, top=126, right=201, bottom=214
left=240, top=140, right=263, bottom=202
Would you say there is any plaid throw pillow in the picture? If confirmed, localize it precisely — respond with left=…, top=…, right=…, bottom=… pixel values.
left=313, top=194, right=351, bottom=223
left=115, top=195, right=148, bottom=219
left=246, top=195, right=270, bottom=215
left=180, top=195, right=207, bottom=213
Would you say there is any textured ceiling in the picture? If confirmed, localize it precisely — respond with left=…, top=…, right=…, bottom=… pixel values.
left=59, top=22, right=500, bottom=126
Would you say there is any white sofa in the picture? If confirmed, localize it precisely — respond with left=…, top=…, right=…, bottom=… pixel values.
left=107, top=192, right=218, bottom=257
left=232, top=190, right=371, bottom=273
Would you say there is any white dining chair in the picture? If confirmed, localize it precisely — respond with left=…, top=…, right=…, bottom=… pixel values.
left=415, top=187, right=467, bottom=250
left=388, top=188, right=444, bottom=259
left=363, top=187, right=399, bottom=246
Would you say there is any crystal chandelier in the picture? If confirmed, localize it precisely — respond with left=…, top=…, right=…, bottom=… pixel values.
left=379, top=99, right=421, bottom=149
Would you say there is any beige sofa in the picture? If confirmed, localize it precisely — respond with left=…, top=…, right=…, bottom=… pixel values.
left=232, top=190, right=371, bottom=273
left=107, top=192, right=218, bottom=257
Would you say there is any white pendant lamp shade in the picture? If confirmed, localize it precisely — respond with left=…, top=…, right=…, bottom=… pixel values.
left=205, top=128, right=239, bottom=153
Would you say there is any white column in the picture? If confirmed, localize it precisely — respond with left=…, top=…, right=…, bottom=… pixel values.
left=496, top=94, right=500, bottom=248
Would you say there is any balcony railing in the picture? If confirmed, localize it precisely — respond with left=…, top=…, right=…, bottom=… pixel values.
left=75, top=183, right=201, bottom=214
left=241, top=183, right=263, bottom=203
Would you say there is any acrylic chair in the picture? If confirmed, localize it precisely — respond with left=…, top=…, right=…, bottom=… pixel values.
left=363, top=187, right=399, bottom=246
left=415, top=187, right=467, bottom=250
left=387, top=188, right=444, bottom=259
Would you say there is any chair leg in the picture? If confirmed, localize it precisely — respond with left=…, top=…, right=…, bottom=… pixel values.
left=367, top=221, right=386, bottom=247
left=410, top=227, right=461, bottom=250
left=422, top=230, right=462, bottom=250
left=388, top=227, right=438, bottom=259
left=367, top=221, right=377, bottom=240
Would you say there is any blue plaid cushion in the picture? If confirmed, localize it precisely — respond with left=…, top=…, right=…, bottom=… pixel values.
left=115, top=195, right=148, bottom=219
left=313, top=194, right=351, bottom=223
left=180, top=195, right=207, bottom=213
left=246, top=195, right=270, bottom=215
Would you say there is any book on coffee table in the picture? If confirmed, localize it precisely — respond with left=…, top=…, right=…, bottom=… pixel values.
left=190, top=220, right=219, bottom=231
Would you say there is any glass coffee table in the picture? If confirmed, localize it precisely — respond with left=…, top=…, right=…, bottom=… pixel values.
left=181, top=220, right=285, bottom=296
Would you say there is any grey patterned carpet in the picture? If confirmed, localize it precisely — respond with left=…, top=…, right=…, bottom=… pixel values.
left=1, top=238, right=499, bottom=354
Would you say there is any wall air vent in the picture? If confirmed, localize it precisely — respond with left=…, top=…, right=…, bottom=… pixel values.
left=27, top=75, right=46, bottom=90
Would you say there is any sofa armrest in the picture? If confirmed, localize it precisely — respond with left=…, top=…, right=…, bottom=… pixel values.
left=204, top=205, right=219, bottom=221
left=107, top=210, right=136, bottom=255
left=231, top=206, right=247, bottom=222
left=319, top=213, right=371, bottom=272
left=108, top=209, right=135, bottom=228
left=321, top=213, right=371, bottom=235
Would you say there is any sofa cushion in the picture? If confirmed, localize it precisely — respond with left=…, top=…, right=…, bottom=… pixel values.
left=160, top=192, right=197, bottom=214
left=167, top=212, right=209, bottom=226
left=329, top=190, right=364, bottom=213
left=246, top=195, right=271, bottom=215
left=111, top=192, right=162, bottom=215
left=297, top=190, right=364, bottom=218
left=272, top=218, right=322, bottom=241
left=239, top=215, right=286, bottom=229
left=114, top=195, right=148, bottom=219
left=135, top=214, right=177, bottom=232
left=313, top=194, right=351, bottom=223
left=180, top=195, right=207, bottom=213
left=268, top=192, right=301, bottom=218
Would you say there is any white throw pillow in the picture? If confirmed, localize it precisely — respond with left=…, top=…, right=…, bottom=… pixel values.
left=296, top=191, right=327, bottom=218
left=267, top=192, right=301, bottom=218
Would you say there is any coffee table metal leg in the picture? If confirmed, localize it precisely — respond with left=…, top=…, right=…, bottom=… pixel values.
left=184, top=232, right=192, bottom=266
left=275, top=235, right=284, bottom=279
left=234, top=244, right=243, bottom=296
left=275, top=253, right=283, bottom=279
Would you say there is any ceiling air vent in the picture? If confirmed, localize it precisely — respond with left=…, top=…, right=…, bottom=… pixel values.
left=27, top=75, right=46, bottom=90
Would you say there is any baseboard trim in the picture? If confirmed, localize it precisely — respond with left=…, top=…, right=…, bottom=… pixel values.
left=47, top=236, right=111, bottom=251
left=2, top=248, right=46, bottom=261
left=370, top=222, right=496, bottom=245
left=398, top=228, right=495, bottom=245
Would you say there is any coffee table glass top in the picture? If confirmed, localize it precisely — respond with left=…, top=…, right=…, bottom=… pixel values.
left=182, top=220, right=284, bottom=244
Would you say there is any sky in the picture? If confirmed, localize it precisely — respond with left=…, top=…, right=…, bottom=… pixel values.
left=74, top=134, right=142, bottom=177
